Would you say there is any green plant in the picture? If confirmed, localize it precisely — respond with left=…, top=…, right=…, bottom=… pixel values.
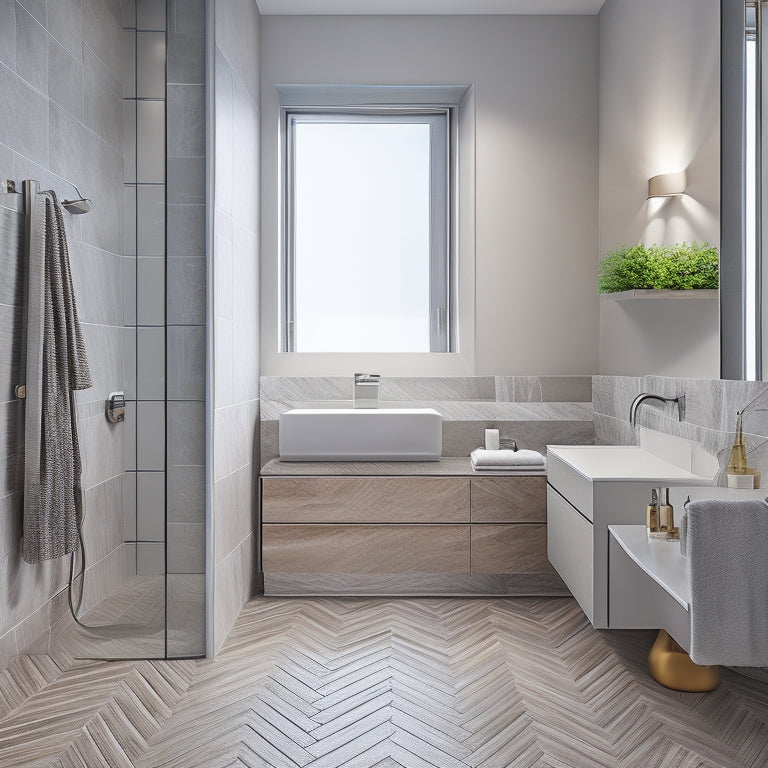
left=598, top=241, right=719, bottom=293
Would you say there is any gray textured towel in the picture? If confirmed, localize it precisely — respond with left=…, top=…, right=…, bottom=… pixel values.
left=22, top=191, right=91, bottom=564
left=687, top=498, right=768, bottom=666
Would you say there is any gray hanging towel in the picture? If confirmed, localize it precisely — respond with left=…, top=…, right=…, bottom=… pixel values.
left=22, top=191, right=92, bottom=564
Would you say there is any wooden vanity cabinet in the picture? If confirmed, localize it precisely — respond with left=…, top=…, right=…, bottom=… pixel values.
left=260, top=472, right=565, bottom=596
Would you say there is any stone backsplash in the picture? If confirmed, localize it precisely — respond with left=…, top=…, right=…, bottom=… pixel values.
left=593, top=375, right=768, bottom=485
left=259, top=376, right=596, bottom=465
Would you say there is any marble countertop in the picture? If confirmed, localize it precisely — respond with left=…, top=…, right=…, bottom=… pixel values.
left=260, top=458, right=548, bottom=477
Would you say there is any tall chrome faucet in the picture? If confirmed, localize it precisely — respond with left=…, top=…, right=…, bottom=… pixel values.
left=629, top=393, right=686, bottom=427
left=354, top=373, right=380, bottom=409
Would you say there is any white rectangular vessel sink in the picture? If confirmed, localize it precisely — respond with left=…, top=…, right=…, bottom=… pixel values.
left=279, top=408, right=443, bottom=461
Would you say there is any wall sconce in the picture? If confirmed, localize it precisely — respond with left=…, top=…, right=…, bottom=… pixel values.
left=647, top=170, right=687, bottom=199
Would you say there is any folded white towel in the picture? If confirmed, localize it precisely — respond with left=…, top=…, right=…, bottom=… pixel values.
left=470, top=447, right=546, bottom=470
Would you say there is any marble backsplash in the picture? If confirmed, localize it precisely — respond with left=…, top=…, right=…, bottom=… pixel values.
left=259, top=376, right=595, bottom=465
left=593, top=375, right=768, bottom=485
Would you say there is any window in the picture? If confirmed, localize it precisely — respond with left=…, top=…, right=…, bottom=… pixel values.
left=282, top=109, right=453, bottom=353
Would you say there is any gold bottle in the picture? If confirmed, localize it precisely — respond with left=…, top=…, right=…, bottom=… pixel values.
left=646, top=488, right=660, bottom=537
left=726, top=411, right=749, bottom=474
left=659, top=487, right=674, bottom=533
left=727, top=411, right=762, bottom=488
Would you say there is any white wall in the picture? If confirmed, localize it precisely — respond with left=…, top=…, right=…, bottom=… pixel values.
left=598, top=0, right=720, bottom=377
left=260, top=15, right=599, bottom=376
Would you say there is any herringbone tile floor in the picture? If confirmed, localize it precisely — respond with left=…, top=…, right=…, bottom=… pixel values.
left=1, top=596, right=767, bottom=767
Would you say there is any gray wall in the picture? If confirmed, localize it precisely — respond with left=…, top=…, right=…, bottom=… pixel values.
left=260, top=376, right=595, bottom=465
left=0, top=0, right=126, bottom=667
left=598, top=0, right=720, bottom=377
left=259, top=14, right=599, bottom=377
left=594, top=376, right=768, bottom=486
left=210, top=0, right=261, bottom=655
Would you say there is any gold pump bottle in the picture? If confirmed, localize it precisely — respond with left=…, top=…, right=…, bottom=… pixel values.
left=659, top=488, right=674, bottom=533
left=646, top=488, right=661, bottom=537
left=726, top=411, right=762, bottom=488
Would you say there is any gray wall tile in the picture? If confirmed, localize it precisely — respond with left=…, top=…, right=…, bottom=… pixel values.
left=0, top=3, right=15, bottom=67
left=124, top=326, right=136, bottom=399
left=213, top=465, right=255, bottom=566
left=48, top=38, right=83, bottom=120
left=123, top=100, right=137, bottom=182
left=47, top=0, right=84, bottom=62
left=137, top=0, right=166, bottom=30
left=167, top=203, right=204, bottom=258
left=137, top=257, right=165, bottom=325
left=540, top=375, right=593, bottom=403
left=124, top=400, right=137, bottom=471
left=167, top=326, right=205, bottom=400
left=84, top=45, right=122, bottom=151
left=167, top=30, right=204, bottom=85
left=136, top=184, right=165, bottom=255
left=167, top=258, right=205, bottom=324
left=15, top=3, right=48, bottom=95
left=0, top=305, right=22, bottom=403
left=82, top=0, right=122, bottom=77
left=121, top=0, right=136, bottom=28
left=167, top=522, right=204, bottom=573
left=168, top=401, right=205, bottom=465
left=136, top=541, right=164, bottom=575
left=169, top=0, right=204, bottom=36
left=69, top=243, right=123, bottom=326
left=167, top=464, right=204, bottom=524
left=123, top=254, right=137, bottom=326
left=0, top=64, right=48, bottom=166
left=137, top=101, right=165, bottom=183
left=167, top=84, right=205, bottom=157
left=137, top=470, right=165, bottom=540
left=82, top=474, right=124, bottom=562
left=136, top=31, right=166, bottom=98
left=123, top=470, right=137, bottom=539
left=123, top=184, right=137, bottom=258
left=137, top=325, right=165, bottom=399
left=137, top=400, right=165, bottom=470
left=167, top=158, right=205, bottom=204
left=166, top=573, right=204, bottom=657
left=123, top=29, right=136, bottom=97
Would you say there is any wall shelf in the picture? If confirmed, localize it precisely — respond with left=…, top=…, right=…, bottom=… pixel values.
left=601, top=289, right=719, bottom=301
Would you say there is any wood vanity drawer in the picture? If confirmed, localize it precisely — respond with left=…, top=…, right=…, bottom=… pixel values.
left=470, top=524, right=553, bottom=574
left=262, top=524, right=471, bottom=574
left=470, top=477, right=546, bottom=522
left=261, top=477, right=470, bottom=523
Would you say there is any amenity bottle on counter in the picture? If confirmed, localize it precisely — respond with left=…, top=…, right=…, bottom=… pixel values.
left=659, top=487, right=674, bottom=534
left=646, top=489, right=661, bottom=538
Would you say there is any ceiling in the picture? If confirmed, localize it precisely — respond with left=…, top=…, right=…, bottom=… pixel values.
left=257, top=0, right=608, bottom=15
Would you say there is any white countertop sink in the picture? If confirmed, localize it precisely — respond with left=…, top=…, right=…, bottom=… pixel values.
left=547, top=445, right=714, bottom=483
left=279, top=408, right=443, bottom=462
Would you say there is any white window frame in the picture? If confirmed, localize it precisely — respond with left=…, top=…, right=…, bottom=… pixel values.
left=280, top=106, right=455, bottom=354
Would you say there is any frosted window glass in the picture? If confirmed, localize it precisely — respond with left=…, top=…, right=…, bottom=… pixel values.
left=292, top=121, right=434, bottom=353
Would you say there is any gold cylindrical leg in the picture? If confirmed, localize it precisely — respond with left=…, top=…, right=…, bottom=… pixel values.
left=648, top=630, right=720, bottom=692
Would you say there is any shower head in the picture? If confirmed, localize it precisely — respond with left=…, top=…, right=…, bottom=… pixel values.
left=61, top=197, right=92, bottom=214
left=61, top=185, right=92, bottom=214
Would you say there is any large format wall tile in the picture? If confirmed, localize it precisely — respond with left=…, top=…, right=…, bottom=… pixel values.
left=0, top=0, right=131, bottom=663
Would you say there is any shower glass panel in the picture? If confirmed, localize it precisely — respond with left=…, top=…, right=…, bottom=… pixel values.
left=0, top=0, right=206, bottom=666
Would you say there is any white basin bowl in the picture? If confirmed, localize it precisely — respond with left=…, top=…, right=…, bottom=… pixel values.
left=278, top=408, right=443, bottom=461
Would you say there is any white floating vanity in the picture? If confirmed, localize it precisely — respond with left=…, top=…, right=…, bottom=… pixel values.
left=546, top=432, right=717, bottom=628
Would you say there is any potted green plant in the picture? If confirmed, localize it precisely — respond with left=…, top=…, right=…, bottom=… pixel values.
left=598, top=242, right=719, bottom=294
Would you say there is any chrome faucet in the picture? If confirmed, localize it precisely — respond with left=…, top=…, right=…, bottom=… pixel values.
left=354, top=373, right=380, bottom=409
left=629, top=392, right=686, bottom=427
